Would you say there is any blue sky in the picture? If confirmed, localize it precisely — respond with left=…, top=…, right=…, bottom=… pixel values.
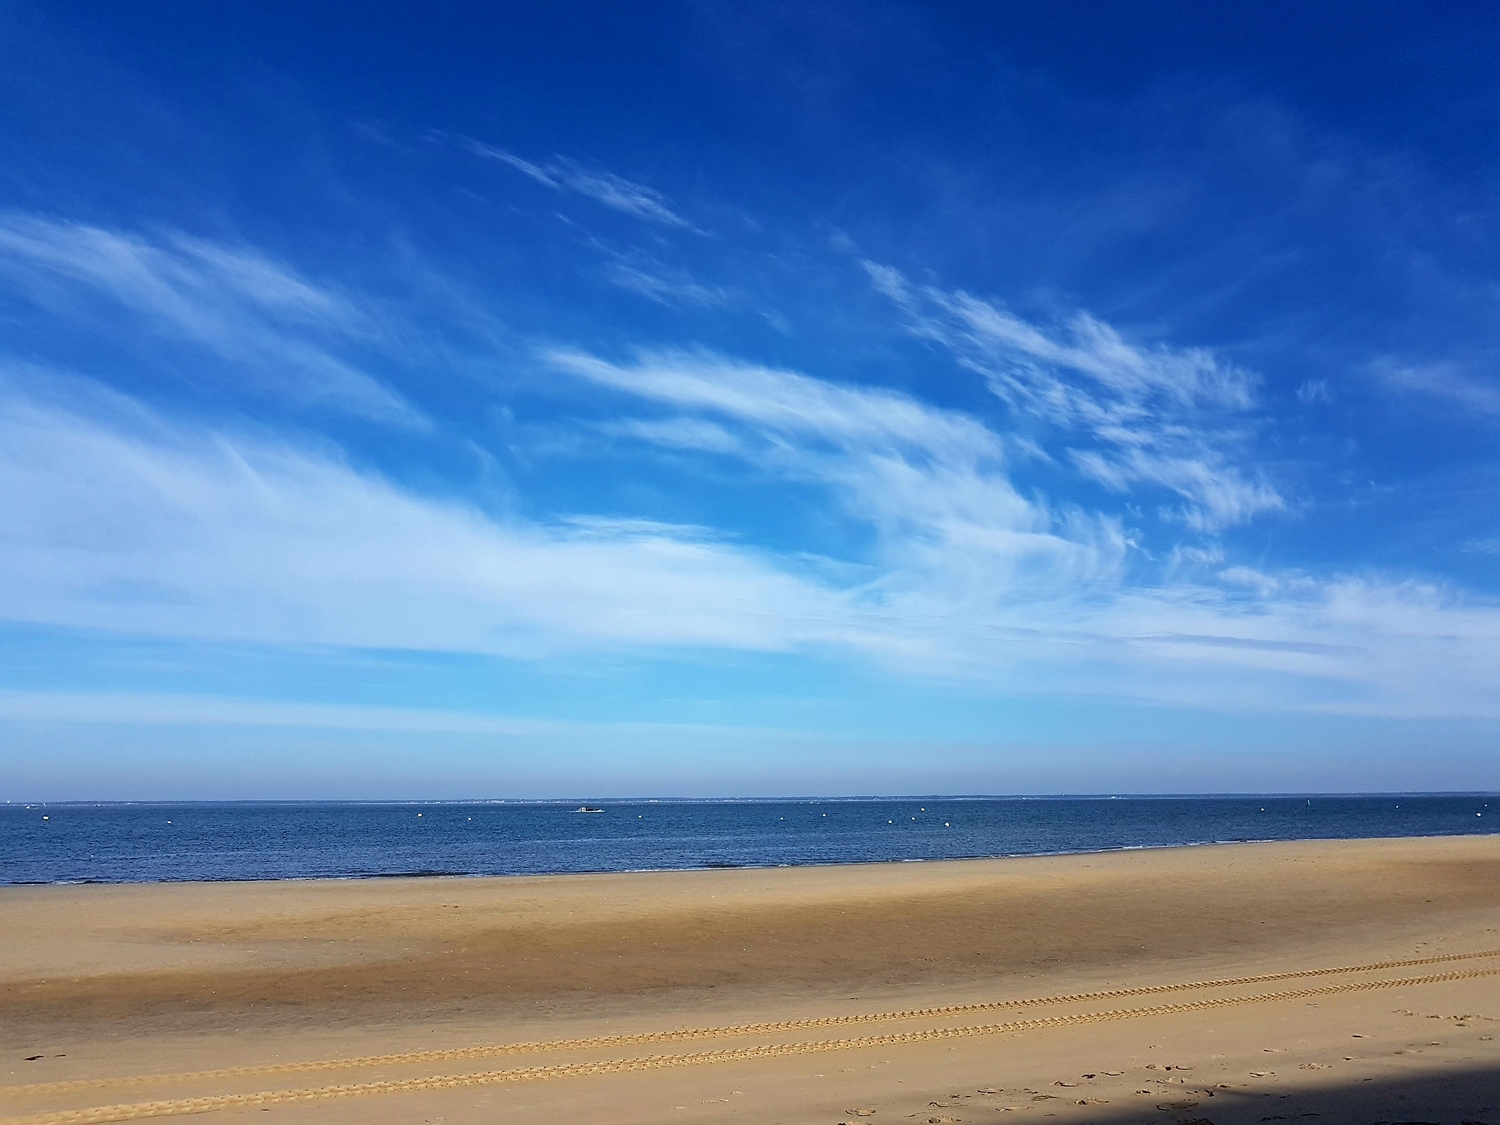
left=2, top=2, right=1498, bottom=798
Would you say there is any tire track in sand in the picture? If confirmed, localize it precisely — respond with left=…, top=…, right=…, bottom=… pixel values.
left=9, top=945, right=1499, bottom=1099
left=5, top=964, right=1500, bottom=1125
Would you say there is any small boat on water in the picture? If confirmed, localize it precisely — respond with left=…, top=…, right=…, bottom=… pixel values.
left=573, top=806, right=604, bottom=813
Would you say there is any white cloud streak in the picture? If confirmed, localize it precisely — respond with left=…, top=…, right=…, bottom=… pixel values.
left=596, top=416, right=746, bottom=454
left=548, top=347, right=1004, bottom=458
left=601, top=259, right=728, bottom=307
left=3, top=365, right=1499, bottom=719
left=469, top=143, right=697, bottom=229
left=864, top=262, right=1284, bottom=530
left=1382, top=362, right=1500, bottom=419
left=0, top=214, right=425, bottom=427
left=0, top=690, right=796, bottom=739
left=0, top=203, right=1494, bottom=724
left=1297, top=377, right=1334, bottom=404
left=536, top=348, right=1500, bottom=717
left=1464, top=536, right=1500, bottom=557
left=545, top=348, right=1115, bottom=613
left=0, top=384, right=863, bottom=657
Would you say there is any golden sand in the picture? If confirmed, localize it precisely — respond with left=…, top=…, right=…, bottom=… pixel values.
left=3, top=835, right=1499, bottom=1123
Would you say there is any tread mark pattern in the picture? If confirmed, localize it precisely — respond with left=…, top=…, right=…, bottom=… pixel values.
left=5, top=964, right=1500, bottom=1125
left=8, top=945, right=1499, bottom=1099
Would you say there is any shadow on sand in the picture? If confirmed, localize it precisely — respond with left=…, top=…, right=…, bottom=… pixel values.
left=1006, top=1062, right=1499, bottom=1125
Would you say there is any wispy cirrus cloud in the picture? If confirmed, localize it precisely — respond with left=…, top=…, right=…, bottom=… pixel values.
left=1381, top=361, right=1500, bottom=420
left=3, top=362, right=1499, bottom=719
left=600, top=257, right=729, bottom=308
left=1, top=205, right=1495, bottom=721
left=0, top=376, right=858, bottom=657
left=864, top=262, right=1283, bottom=530
left=0, top=689, right=794, bottom=740
left=546, top=347, right=1112, bottom=616
left=534, top=347, right=1500, bottom=718
left=596, top=416, right=746, bottom=454
left=469, top=142, right=698, bottom=230
left=1296, top=377, right=1334, bottom=404
left=547, top=347, right=1004, bottom=459
left=0, top=214, right=425, bottom=427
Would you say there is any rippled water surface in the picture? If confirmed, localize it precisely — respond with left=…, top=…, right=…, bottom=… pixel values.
left=1, top=795, right=1495, bottom=884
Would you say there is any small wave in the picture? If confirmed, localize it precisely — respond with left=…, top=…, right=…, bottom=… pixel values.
left=366, top=869, right=475, bottom=879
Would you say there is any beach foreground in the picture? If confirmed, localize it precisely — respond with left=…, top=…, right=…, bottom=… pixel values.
left=3, top=835, right=1500, bottom=1123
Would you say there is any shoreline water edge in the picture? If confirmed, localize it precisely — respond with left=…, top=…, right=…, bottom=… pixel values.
left=2, top=793, right=1496, bottom=885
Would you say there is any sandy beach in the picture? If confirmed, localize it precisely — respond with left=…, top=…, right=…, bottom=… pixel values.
left=3, top=835, right=1500, bottom=1124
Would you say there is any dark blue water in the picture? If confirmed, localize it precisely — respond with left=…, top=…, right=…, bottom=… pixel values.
left=1, top=796, right=1495, bottom=885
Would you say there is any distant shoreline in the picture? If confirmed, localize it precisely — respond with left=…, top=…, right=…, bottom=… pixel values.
left=9, top=790, right=1500, bottom=805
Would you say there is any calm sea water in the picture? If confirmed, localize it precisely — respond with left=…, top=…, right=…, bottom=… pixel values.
left=1, top=796, right=1495, bottom=885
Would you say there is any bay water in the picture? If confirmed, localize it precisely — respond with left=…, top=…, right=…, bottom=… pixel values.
left=2, top=795, right=1496, bottom=885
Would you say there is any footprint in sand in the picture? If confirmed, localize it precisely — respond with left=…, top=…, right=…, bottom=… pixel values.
left=1053, top=1080, right=1079, bottom=1087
